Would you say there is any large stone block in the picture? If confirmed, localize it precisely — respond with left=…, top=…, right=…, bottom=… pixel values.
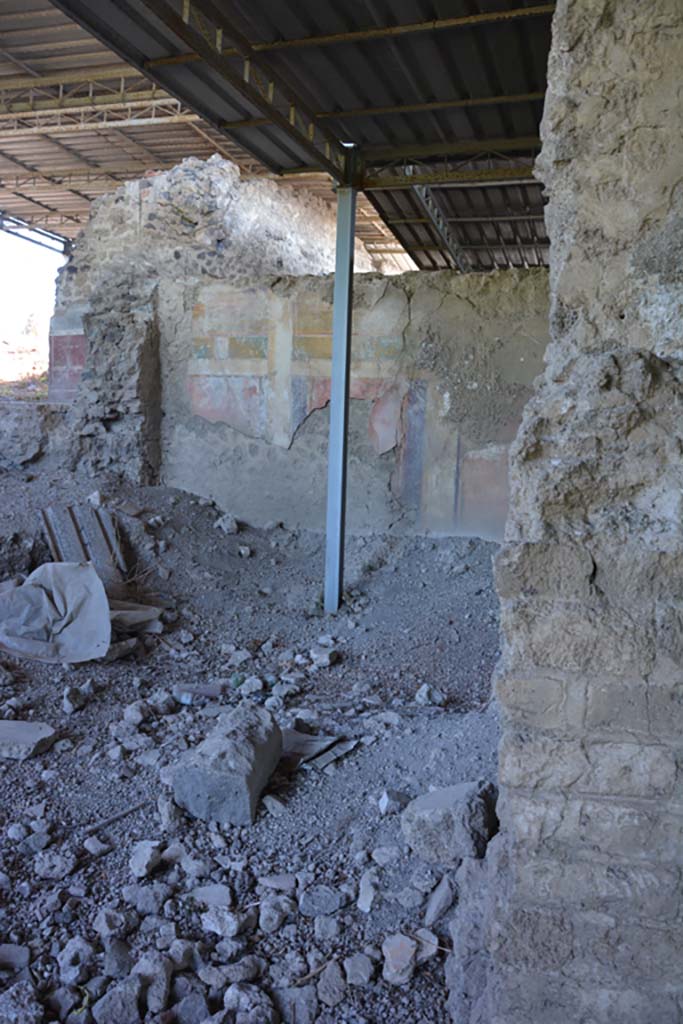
left=502, top=790, right=683, bottom=865
left=172, top=702, right=281, bottom=826
left=495, top=669, right=587, bottom=732
left=511, top=855, right=681, bottom=922
left=401, top=781, right=498, bottom=864
left=499, top=732, right=676, bottom=799
left=500, top=598, right=657, bottom=677
left=490, top=968, right=681, bottom=1024
left=495, top=541, right=596, bottom=601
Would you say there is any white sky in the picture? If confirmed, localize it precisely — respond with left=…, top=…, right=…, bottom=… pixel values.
left=0, top=230, right=66, bottom=379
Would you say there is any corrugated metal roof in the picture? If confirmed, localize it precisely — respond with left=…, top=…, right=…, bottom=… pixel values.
left=1, top=0, right=553, bottom=268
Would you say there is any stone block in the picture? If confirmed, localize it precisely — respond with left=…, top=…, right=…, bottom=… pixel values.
left=499, top=732, right=676, bottom=799
left=0, top=721, right=56, bottom=761
left=495, top=669, right=587, bottom=732
left=503, top=790, right=683, bottom=865
left=511, top=855, right=681, bottom=921
left=500, top=598, right=657, bottom=677
left=401, top=780, right=498, bottom=864
left=172, top=703, right=282, bottom=826
left=495, top=541, right=596, bottom=601
left=0, top=980, right=44, bottom=1023
left=490, top=968, right=681, bottom=1024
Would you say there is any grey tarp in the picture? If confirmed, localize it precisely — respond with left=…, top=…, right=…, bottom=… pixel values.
left=0, top=562, right=110, bottom=663
left=0, top=562, right=163, bottom=663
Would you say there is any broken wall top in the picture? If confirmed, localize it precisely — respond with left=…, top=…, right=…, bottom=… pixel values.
left=56, top=155, right=380, bottom=310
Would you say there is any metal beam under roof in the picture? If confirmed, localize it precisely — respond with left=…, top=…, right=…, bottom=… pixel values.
left=45, top=0, right=553, bottom=269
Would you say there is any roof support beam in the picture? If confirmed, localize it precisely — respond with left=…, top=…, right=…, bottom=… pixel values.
left=363, top=135, right=540, bottom=164
left=215, top=90, right=545, bottom=131
left=0, top=64, right=138, bottom=90
left=0, top=210, right=71, bottom=253
left=411, top=182, right=471, bottom=271
left=0, top=90, right=170, bottom=117
left=138, top=0, right=346, bottom=180
left=387, top=213, right=545, bottom=225
left=324, top=183, right=357, bottom=614
left=0, top=112, right=203, bottom=140
left=368, top=242, right=549, bottom=252
left=361, top=165, right=537, bottom=189
left=315, top=91, right=545, bottom=122
left=147, top=4, right=555, bottom=63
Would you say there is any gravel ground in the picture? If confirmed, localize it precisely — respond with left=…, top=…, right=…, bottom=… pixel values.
left=0, top=465, right=500, bottom=1024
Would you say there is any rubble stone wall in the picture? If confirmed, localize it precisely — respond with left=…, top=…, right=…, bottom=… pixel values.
left=52, top=154, right=550, bottom=537
left=49, top=155, right=379, bottom=404
left=482, top=2, right=683, bottom=1021
left=159, top=269, right=548, bottom=537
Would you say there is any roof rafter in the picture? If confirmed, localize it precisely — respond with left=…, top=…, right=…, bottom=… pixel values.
left=146, top=4, right=555, bottom=62
left=138, top=0, right=348, bottom=180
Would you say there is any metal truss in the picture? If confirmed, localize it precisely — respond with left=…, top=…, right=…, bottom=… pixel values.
left=138, top=0, right=348, bottom=181
left=410, top=182, right=471, bottom=272
left=0, top=210, right=72, bottom=253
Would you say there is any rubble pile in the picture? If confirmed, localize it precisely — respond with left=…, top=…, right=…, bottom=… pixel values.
left=0, top=474, right=500, bottom=1023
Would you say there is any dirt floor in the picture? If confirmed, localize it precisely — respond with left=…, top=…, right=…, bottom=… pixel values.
left=0, top=463, right=500, bottom=1024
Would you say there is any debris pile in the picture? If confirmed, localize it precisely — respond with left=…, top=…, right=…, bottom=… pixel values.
left=0, top=475, right=501, bottom=1022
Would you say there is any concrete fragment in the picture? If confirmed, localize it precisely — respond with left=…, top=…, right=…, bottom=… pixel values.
left=0, top=980, right=44, bottom=1023
left=424, top=874, right=454, bottom=927
left=298, top=884, right=343, bottom=917
left=314, top=915, right=340, bottom=942
left=103, top=939, right=133, bottom=979
left=84, top=835, right=110, bottom=857
left=92, top=974, right=143, bottom=1024
left=357, top=869, right=378, bottom=914
left=239, top=675, right=263, bottom=695
left=62, top=686, right=88, bottom=714
left=378, top=788, right=410, bottom=815
left=128, top=840, right=161, bottom=878
left=382, top=933, right=418, bottom=986
left=343, top=952, right=374, bottom=986
left=172, top=703, right=281, bottom=826
left=415, top=928, right=440, bottom=964
left=33, top=850, right=75, bottom=880
left=201, top=907, right=254, bottom=938
left=317, top=960, right=346, bottom=1007
left=174, top=990, right=210, bottom=1024
left=214, top=513, right=239, bottom=534
left=259, top=896, right=294, bottom=934
left=57, top=936, right=94, bottom=985
left=415, top=683, right=446, bottom=706
left=190, top=883, right=232, bottom=908
left=401, top=780, right=498, bottom=864
left=371, top=845, right=400, bottom=866
left=0, top=944, right=29, bottom=974
left=0, top=721, right=56, bottom=760
left=273, top=985, right=319, bottom=1024
left=132, top=951, right=173, bottom=1013
left=223, top=982, right=277, bottom=1024
left=93, top=906, right=134, bottom=940
left=309, top=645, right=340, bottom=667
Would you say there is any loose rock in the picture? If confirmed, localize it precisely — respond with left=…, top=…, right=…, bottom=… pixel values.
left=172, top=703, right=281, bottom=826
left=382, top=933, right=418, bottom=986
left=343, top=952, right=374, bottom=986
left=401, top=780, right=498, bottom=864
left=317, top=959, right=346, bottom=1007
left=0, top=721, right=56, bottom=760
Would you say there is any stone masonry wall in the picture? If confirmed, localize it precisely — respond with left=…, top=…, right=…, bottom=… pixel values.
left=160, top=269, right=548, bottom=538
left=479, top=3, right=683, bottom=1022
left=50, top=155, right=380, bottom=407
left=54, top=155, right=550, bottom=537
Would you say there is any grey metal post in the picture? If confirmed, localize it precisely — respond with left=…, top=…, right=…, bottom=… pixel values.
left=324, top=182, right=357, bottom=613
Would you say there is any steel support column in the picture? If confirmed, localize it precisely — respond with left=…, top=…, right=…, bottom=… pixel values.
left=324, top=183, right=357, bottom=613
